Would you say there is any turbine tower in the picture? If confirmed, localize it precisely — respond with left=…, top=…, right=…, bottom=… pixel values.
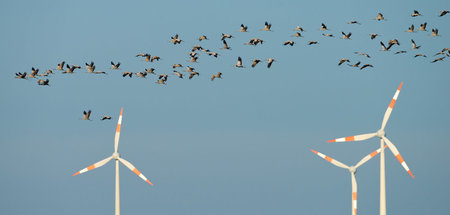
left=311, top=146, right=386, bottom=215
left=326, top=82, right=414, bottom=215
left=73, top=107, right=153, bottom=215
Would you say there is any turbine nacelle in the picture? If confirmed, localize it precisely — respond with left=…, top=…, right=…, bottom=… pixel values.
left=112, top=152, right=120, bottom=160
left=376, top=129, right=385, bottom=138
left=348, top=166, right=357, bottom=174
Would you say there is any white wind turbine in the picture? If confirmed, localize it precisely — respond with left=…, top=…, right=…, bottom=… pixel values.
left=326, top=82, right=414, bottom=215
left=311, top=146, right=386, bottom=215
left=73, top=107, right=153, bottom=215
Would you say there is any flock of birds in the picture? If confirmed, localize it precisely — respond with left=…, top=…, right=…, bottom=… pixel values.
left=13, top=10, right=449, bottom=119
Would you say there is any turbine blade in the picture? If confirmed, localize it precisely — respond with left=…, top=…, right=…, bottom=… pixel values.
left=351, top=172, right=357, bottom=215
left=355, top=145, right=388, bottom=168
left=381, top=82, right=403, bottom=130
left=114, top=107, right=123, bottom=153
left=119, top=158, right=153, bottom=186
left=311, top=149, right=349, bottom=169
left=382, top=136, right=414, bottom=178
left=72, top=156, right=112, bottom=176
left=327, top=133, right=376, bottom=143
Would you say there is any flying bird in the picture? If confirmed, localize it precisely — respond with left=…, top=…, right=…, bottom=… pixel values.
left=261, top=21, right=272, bottom=31
left=374, top=13, right=385, bottom=21
left=322, top=33, right=334, bottom=37
left=55, top=61, right=65, bottom=70
left=411, top=10, right=423, bottom=17
left=111, top=61, right=121, bottom=69
left=338, top=59, right=350, bottom=66
left=198, top=35, right=208, bottom=41
left=80, top=110, right=92, bottom=120
left=394, top=51, right=407, bottom=54
left=308, top=41, right=318, bottom=45
left=369, top=33, right=380, bottom=40
left=170, top=34, right=183, bottom=44
left=173, top=64, right=183, bottom=69
left=349, top=61, right=361, bottom=67
left=348, top=20, right=361, bottom=24
left=406, top=24, right=415, bottom=32
left=135, top=72, right=147, bottom=78
left=189, top=72, right=200, bottom=79
left=207, top=52, right=219, bottom=58
left=37, top=79, right=50, bottom=86
left=342, top=32, right=352, bottom=39
left=411, top=39, right=421, bottom=49
left=360, top=64, right=374, bottom=70
left=240, top=24, right=248, bottom=32
left=234, top=57, right=244, bottom=68
left=380, top=41, right=393, bottom=51
left=136, top=53, right=151, bottom=62
left=15, top=72, right=27, bottom=79
left=430, top=29, right=439, bottom=37
left=29, top=67, right=39, bottom=78
left=283, top=40, right=295, bottom=46
left=294, top=26, right=305, bottom=31
left=251, top=59, right=261, bottom=68
left=354, top=52, right=371, bottom=58
left=151, top=56, right=161, bottom=62
left=211, top=72, right=222, bottom=81
left=221, top=40, right=231, bottom=50
left=221, top=33, right=233, bottom=40
left=431, top=57, right=445, bottom=63
left=291, top=32, right=303, bottom=37
left=414, top=54, right=427, bottom=58
left=267, top=58, right=275, bottom=68
left=320, top=23, right=328, bottom=30
left=122, top=71, right=133, bottom=78
left=418, top=22, right=427, bottom=31
left=439, top=10, right=449, bottom=17
left=101, top=116, right=112, bottom=120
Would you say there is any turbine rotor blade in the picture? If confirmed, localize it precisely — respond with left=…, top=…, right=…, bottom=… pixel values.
left=327, top=133, right=376, bottom=143
left=381, top=82, right=403, bottom=130
left=382, top=136, right=414, bottom=178
left=351, top=172, right=357, bottom=215
left=72, top=156, right=113, bottom=176
left=119, top=157, right=153, bottom=186
left=311, top=149, right=349, bottom=169
left=114, top=107, right=123, bottom=153
left=355, top=145, right=388, bottom=168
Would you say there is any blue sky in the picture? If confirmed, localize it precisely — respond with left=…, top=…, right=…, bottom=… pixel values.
left=0, top=0, right=449, bottom=214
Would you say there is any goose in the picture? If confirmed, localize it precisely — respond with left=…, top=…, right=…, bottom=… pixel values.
left=354, top=52, right=371, bottom=58
left=374, top=13, right=385, bottom=21
left=151, top=56, right=161, bottom=62
left=63, top=64, right=80, bottom=74
left=338, top=59, right=350, bottom=66
left=185, top=66, right=195, bottom=73
left=145, top=68, right=156, bottom=75
left=85, top=61, right=94, bottom=70
left=369, top=33, right=380, bottom=40
left=29, top=67, right=39, bottom=78
left=294, top=26, right=305, bottom=32
left=55, top=61, right=65, bottom=70
left=189, top=52, right=198, bottom=58
left=156, top=79, right=166, bottom=85
left=261, top=21, right=272, bottom=31
left=348, top=61, right=361, bottom=67
left=173, top=64, right=183, bottom=69
left=198, top=35, right=208, bottom=41
left=173, top=71, right=183, bottom=79
left=44, top=70, right=53, bottom=76
left=320, top=23, right=328, bottom=30
left=267, top=58, right=275, bottom=68
left=37, top=79, right=50, bottom=86
left=348, top=20, right=361, bottom=25
left=322, top=33, right=334, bottom=37
left=394, top=50, right=407, bottom=54
left=221, top=33, right=233, bottom=40
left=15, top=72, right=27, bottom=79
left=411, top=39, right=421, bottom=49
left=411, top=10, right=423, bottom=17
left=380, top=41, right=393, bottom=51
left=308, top=41, right=318, bottom=45
left=188, top=56, right=199, bottom=63
left=430, top=29, right=439, bottom=37
left=431, top=57, right=445, bottom=63
left=159, top=74, right=168, bottom=81
left=192, top=45, right=203, bottom=51
left=135, top=72, right=147, bottom=78
left=234, top=57, right=244, bottom=68
left=189, top=72, right=199, bottom=79
left=80, top=110, right=92, bottom=120
left=291, top=32, right=303, bottom=37
left=111, top=61, right=120, bottom=69
left=240, top=24, right=248, bottom=32
left=388, top=39, right=400, bottom=46
left=342, top=32, right=352, bottom=39
left=283, top=40, right=295, bottom=46
left=101, top=116, right=112, bottom=120
left=439, top=10, right=449, bottom=17
left=211, top=72, right=222, bottom=81
left=170, top=34, right=183, bottom=44
left=414, top=53, right=427, bottom=58
left=418, top=22, right=427, bottom=31
left=251, top=59, right=261, bottom=68
left=360, top=64, right=373, bottom=70
left=208, top=52, right=219, bottom=58
left=122, top=71, right=133, bottom=77
left=87, top=65, right=96, bottom=73
left=406, top=24, right=415, bottom=32
left=221, top=40, right=231, bottom=50
left=136, top=53, right=151, bottom=62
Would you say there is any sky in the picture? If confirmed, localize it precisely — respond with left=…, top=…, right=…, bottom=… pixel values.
left=0, top=0, right=449, bottom=214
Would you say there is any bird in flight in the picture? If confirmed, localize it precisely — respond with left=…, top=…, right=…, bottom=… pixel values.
left=211, top=72, right=222, bottom=81
left=342, top=32, right=352, bottom=39
left=101, top=116, right=112, bottom=120
left=439, top=10, right=449, bottom=17
left=234, top=57, right=244, bottom=68
left=111, top=61, right=121, bottom=69
left=266, top=58, right=275, bottom=68
left=411, top=39, right=421, bottom=49
left=80, top=110, right=92, bottom=120
left=37, top=79, right=50, bottom=86
left=418, top=22, right=427, bottom=31
left=411, top=10, right=423, bottom=17
left=240, top=24, right=248, bottom=32
left=360, top=64, right=373, bottom=70
left=338, top=59, right=350, bottom=66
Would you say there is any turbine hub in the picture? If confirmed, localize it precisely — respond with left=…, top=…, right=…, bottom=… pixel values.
left=112, top=152, right=120, bottom=160
left=376, top=129, right=385, bottom=138
left=349, top=166, right=357, bottom=174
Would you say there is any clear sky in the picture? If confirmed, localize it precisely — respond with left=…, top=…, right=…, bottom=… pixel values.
left=1, top=0, right=449, bottom=214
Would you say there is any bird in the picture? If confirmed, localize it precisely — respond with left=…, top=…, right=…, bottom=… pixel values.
left=111, top=61, right=121, bottom=69
left=439, top=10, right=449, bottom=17
left=240, top=24, right=248, bottom=32
left=349, top=61, right=361, bottom=67
left=411, top=39, right=421, bottom=49
left=211, top=72, right=222, bottom=81
left=188, top=56, right=199, bottom=63
left=173, top=64, right=183, bottom=69
left=308, top=41, right=318, bottom=45
left=80, top=110, right=92, bottom=120
left=86, top=65, right=96, bottom=73
left=338, top=59, right=350, bottom=66
left=63, top=64, right=81, bottom=74
left=388, top=39, right=400, bottom=46
left=221, top=40, right=231, bottom=50
left=342, top=32, right=352, bottom=39
left=198, top=35, right=208, bottom=41
left=418, top=22, right=427, bottom=31
left=283, top=40, right=295, bottom=46
left=411, top=10, right=423, bottom=17
left=430, top=29, right=439, bottom=37
left=293, top=26, right=305, bottom=32
left=251, top=59, right=261, bottom=68
left=348, top=20, right=361, bottom=24
left=15, top=72, right=27, bottom=79
left=245, top=38, right=264, bottom=46
left=291, top=32, right=303, bottom=37
left=320, top=23, right=328, bottom=30
left=380, top=41, right=393, bottom=51
left=374, top=13, right=385, bottom=21
left=85, top=61, right=95, bottom=71
left=156, top=79, right=166, bottom=85
left=369, top=33, right=380, bottom=40
left=37, top=79, right=50, bottom=86
left=44, top=70, right=53, bottom=76
left=151, top=56, right=161, bottom=62
left=431, top=57, right=445, bottom=63
left=170, top=34, right=183, bottom=44
left=234, top=57, right=244, bottom=68
left=261, top=21, right=272, bottom=31
left=406, top=24, right=415, bottom=32
left=122, top=71, right=133, bottom=77
left=360, top=64, right=374, bottom=70
left=136, top=53, right=151, bottom=62
left=55, top=61, right=65, bottom=70
left=159, top=74, right=168, bottom=81
left=414, top=54, right=427, bottom=58
left=207, top=52, right=219, bottom=58
left=101, top=116, right=112, bottom=120
left=173, top=71, right=183, bottom=79
left=145, top=68, right=156, bottom=75
left=354, top=52, right=371, bottom=58
left=29, top=67, right=39, bottom=78
left=394, top=50, right=407, bottom=54
left=266, top=58, right=275, bottom=68
left=135, top=72, right=147, bottom=78
left=221, top=33, right=233, bottom=40
left=192, top=45, right=203, bottom=51
left=322, top=33, right=334, bottom=37
left=189, top=72, right=199, bottom=79
left=185, top=66, right=195, bottom=73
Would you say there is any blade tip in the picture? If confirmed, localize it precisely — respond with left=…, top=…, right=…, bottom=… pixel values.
left=398, top=81, right=403, bottom=90
left=310, top=149, right=318, bottom=154
left=408, top=170, right=415, bottom=178
left=326, top=139, right=336, bottom=143
left=72, top=172, right=80, bottom=176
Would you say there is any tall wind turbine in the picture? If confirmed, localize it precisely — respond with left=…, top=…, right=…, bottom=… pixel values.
left=326, top=82, right=414, bottom=215
left=73, top=107, right=153, bottom=215
left=311, top=146, right=386, bottom=215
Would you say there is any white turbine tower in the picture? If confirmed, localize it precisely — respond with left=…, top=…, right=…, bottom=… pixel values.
left=73, top=107, right=153, bottom=215
left=311, top=146, right=386, bottom=215
left=326, top=82, right=414, bottom=215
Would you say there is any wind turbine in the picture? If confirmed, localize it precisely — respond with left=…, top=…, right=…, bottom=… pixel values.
left=326, top=82, right=414, bottom=215
left=73, top=107, right=153, bottom=215
left=311, top=145, right=386, bottom=215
